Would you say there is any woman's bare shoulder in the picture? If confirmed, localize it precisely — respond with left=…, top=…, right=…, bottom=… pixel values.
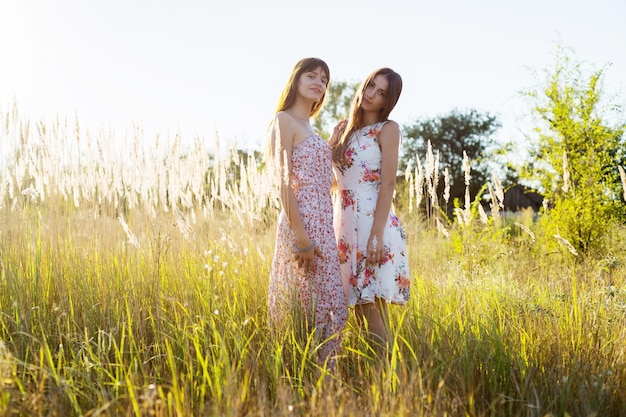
left=270, top=112, right=298, bottom=145
left=380, top=119, right=400, bottom=134
left=274, top=111, right=298, bottom=125
left=379, top=120, right=401, bottom=150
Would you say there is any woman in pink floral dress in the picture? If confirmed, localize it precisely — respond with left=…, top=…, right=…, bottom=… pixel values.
left=267, top=58, right=348, bottom=370
left=330, top=68, right=410, bottom=354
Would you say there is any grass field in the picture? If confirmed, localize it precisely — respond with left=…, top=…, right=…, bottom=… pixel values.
left=1, top=108, right=625, bottom=416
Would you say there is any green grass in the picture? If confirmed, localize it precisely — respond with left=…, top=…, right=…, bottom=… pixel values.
left=0, top=204, right=625, bottom=416
left=1, top=108, right=625, bottom=415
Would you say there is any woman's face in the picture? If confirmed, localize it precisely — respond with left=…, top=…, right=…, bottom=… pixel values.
left=361, top=74, right=388, bottom=112
left=297, top=66, right=328, bottom=102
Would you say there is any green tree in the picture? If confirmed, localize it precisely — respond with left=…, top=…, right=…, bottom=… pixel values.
left=523, top=45, right=626, bottom=256
left=313, top=80, right=359, bottom=139
left=401, top=109, right=511, bottom=216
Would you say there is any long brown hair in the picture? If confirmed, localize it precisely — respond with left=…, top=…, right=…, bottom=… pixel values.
left=275, top=57, right=330, bottom=118
left=332, top=68, right=402, bottom=166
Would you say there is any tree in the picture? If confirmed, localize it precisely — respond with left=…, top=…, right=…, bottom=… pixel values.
left=401, top=109, right=510, bottom=216
left=523, top=45, right=626, bottom=256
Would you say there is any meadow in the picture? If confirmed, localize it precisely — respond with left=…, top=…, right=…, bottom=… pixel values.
left=1, top=106, right=625, bottom=416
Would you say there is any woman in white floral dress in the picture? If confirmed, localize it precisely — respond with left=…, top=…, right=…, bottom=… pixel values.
left=330, top=68, right=410, bottom=353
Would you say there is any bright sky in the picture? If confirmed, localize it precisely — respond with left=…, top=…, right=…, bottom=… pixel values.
left=1, top=0, right=625, bottom=154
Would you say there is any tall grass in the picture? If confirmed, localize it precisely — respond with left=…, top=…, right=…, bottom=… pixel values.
left=1, top=104, right=625, bottom=416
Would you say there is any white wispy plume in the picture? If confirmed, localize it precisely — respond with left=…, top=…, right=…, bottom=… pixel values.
left=173, top=204, right=194, bottom=242
left=462, top=152, right=471, bottom=225
left=3, top=104, right=282, bottom=230
left=515, top=222, right=535, bottom=240
left=463, top=151, right=471, bottom=186
left=118, top=215, right=140, bottom=248
left=492, top=171, right=504, bottom=207
left=443, top=167, right=450, bottom=204
left=562, top=152, right=570, bottom=193
left=618, top=165, right=626, bottom=201
left=425, top=141, right=439, bottom=208
left=0, top=180, right=5, bottom=210
left=553, top=234, right=578, bottom=257
left=478, top=203, right=488, bottom=224
left=436, top=217, right=449, bottom=238
left=413, top=157, right=424, bottom=212
left=488, top=183, right=500, bottom=221
left=405, top=160, right=414, bottom=213
left=21, top=185, right=39, bottom=201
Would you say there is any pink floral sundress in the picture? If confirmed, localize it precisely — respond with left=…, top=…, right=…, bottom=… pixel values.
left=333, top=122, right=411, bottom=306
left=268, top=134, right=348, bottom=365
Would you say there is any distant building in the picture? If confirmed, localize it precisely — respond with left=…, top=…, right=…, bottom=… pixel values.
left=503, top=184, right=544, bottom=212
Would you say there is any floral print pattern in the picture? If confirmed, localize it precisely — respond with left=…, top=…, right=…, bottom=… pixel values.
left=333, top=122, right=411, bottom=306
left=268, top=134, right=348, bottom=365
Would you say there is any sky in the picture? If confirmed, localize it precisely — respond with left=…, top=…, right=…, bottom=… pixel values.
left=1, top=0, right=625, bottom=155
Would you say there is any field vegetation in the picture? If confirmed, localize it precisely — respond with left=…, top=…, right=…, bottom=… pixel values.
left=1, top=48, right=625, bottom=416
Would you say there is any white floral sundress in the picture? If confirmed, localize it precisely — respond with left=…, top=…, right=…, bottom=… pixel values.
left=333, top=122, right=411, bottom=306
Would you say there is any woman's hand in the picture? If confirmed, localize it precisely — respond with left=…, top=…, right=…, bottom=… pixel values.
left=294, top=240, right=322, bottom=272
left=366, top=233, right=384, bottom=267
left=329, top=119, right=348, bottom=146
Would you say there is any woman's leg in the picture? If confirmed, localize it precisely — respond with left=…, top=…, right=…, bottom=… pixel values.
left=355, top=297, right=389, bottom=355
